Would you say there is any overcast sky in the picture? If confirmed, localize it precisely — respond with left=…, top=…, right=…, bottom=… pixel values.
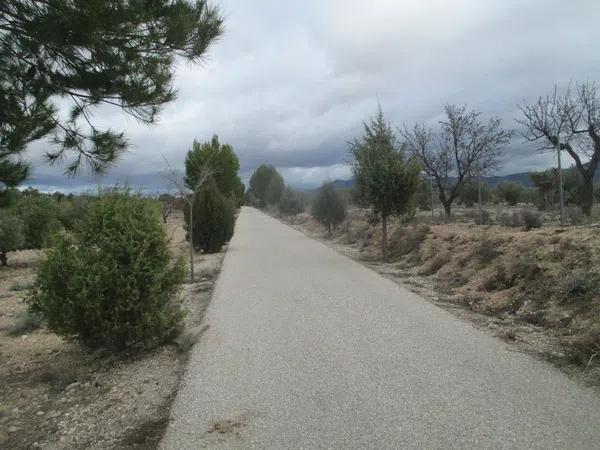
left=24, top=0, right=600, bottom=192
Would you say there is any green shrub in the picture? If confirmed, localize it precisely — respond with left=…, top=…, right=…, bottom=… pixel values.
left=14, top=195, right=61, bottom=249
left=476, top=237, right=499, bottom=264
left=311, top=182, right=347, bottom=235
left=185, top=179, right=235, bottom=253
left=27, top=190, right=185, bottom=350
left=389, top=225, right=430, bottom=258
left=521, top=210, right=543, bottom=230
left=497, top=182, right=524, bottom=206
left=474, top=209, right=492, bottom=225
left=279, top=186, right=304, bottom=216
left=0, top=211, right=25, bottom=266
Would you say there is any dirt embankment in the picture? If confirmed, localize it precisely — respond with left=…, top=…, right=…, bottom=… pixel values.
left=281, top=210, right=600, bottom=387
left=0, top=212, right=224, bottom=449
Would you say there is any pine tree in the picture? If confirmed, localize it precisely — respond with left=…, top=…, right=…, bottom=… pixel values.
left=0, top=1, right=223, bottom=185
left=350, top=108, right=421, bottom=260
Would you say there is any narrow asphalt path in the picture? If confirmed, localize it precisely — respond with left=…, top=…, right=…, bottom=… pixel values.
left=161, top=207, right=600, bottom=449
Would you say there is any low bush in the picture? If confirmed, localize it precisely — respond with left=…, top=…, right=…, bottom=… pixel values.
left=5, top=311, right=43, bottom=336
left=566, top=207, right=584, bottom=226
left=473, top=209, right=492, bottom=225
left=521, top=210, right=543, bottom=230
left=185, top=179, right=235, bottom=253
left=389, top=225, right=430, bottom=259
left=28, top=190, right=185, bottom=350
left=475, top=237, right=499, bottom=265
left=0, top=212, right=25, bottom=266
left=278, top=186, right=304, bottom=216
left=418, top=253, right=449, bottom=276
left=561, top=269, right=600, bottom=302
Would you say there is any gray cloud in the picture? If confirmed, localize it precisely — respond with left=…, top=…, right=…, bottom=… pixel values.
left=21, top=0, right=600, bottom=191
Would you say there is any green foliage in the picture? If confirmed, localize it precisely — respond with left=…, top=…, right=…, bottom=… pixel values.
left=497, top=181, right=524, bottom=206
left=350, top=109, right=421, bottom=220
left=521, top=210, right=543, bottom=230
left=457, top=179, right=490, bottom=207
left=311, top=182, right=347, bottom=235
left=266, top=171, right=285, bottom=205
left=249, top=164, right=284, bottom=208
left=279, top=186, right=304, bottom=216
left=13, top=195, right=62, bottom=249
left=184, top=136, right=244, bottom=204
left=0, top=211, right=25, bottom=266
left=185, top=179, right=235, bottom=253
left=1, top=1, right=223, bottom=185
left=27, top=190, right=185, bottom=350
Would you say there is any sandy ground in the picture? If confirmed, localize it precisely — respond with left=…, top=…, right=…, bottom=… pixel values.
left=0, top=211, right=226, bottom=449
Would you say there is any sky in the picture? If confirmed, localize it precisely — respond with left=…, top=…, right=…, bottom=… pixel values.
left=24, top=0, right=600, bottom=193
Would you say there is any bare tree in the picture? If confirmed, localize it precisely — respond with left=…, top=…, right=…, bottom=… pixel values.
left=161, top=156, right=213, bottom=283
left=518, top=82, right=600, bottom=216
left=402, top=105, right=511, bottom=217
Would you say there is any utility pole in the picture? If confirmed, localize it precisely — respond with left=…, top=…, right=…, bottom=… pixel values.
left=557, top=133, right=565, bottom=226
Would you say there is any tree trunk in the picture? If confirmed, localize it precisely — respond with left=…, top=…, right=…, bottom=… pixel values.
left=327, top=223, right=332, bottom=236
left=189, top=199, right=194, bottom=282
left=581, top=176, right=594, bottom=217
left=381, top=215, right=388, bottom=261
left=442, top=200, right=452, bottom=218
left=0, top=251, right=7, bottom=267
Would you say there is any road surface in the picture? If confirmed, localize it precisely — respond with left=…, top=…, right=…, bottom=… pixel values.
left=161, top=207, right=600, bottom=449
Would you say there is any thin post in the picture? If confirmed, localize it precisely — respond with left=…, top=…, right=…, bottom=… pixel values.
left=477, top=165, right=483, bottom=224
left=430, top=175, right=435, bottom=223
left=557, top=133, right=565, bottom=226
left=189, top=195, right=194, bottom=282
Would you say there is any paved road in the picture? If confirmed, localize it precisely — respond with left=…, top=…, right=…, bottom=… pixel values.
left=161, top=207, right=600, bottom=449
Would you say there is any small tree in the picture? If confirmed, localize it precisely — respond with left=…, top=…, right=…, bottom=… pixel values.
left=351, top=108, right=421, bottom=259
left=0, top=212, right=25, bottom=266
left=279, top=186, right=304, bottom=216
left=14, top=195, right=61, bottom=249
left=266, top=171, right=285, bottom=205
left=184, top=179, right=235, bottom=253
left=27, top=189, right=185, bottom=350
left=311, top=182, right=346, bottom=236
left=249, top=164, right=283, bottom=208
left=403, top=105, right=512, bottom=218
left=497, top=181, right=524, bottom=206
left=184, top=136, right=244, bottom=204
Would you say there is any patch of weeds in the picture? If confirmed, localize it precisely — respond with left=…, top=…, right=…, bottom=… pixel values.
left=389, top=225, right=430, bottom=259
left=418, top=253, right=449, bottom=276
left=475, top=237, right=500, bottom=265
left=560, top=269, right=600, bottom=303
left=474, top=209, right=493, bottom=225
left=521, top=210, right=543, bottom=230
left=566, top=207, right=584, bottom=225
left=4, top=311, right=43, bottom=336
left=9, top=281, right=33, bottom=292
left=36, top=363, right=88, bottom=392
